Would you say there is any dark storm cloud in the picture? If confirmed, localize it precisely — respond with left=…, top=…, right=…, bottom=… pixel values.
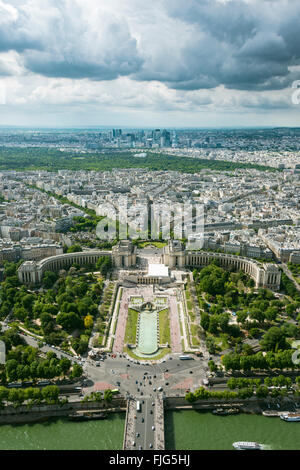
left=0, top=0, right=143, bottom=80
left=22, top=3, right=144, bottom=81
left=1, top=0, right=300, bottom=92
left=151, top=0, right=300, bottom=91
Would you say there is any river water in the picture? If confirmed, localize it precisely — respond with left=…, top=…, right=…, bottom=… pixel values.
left=0, top=414, right=125, bottom=450
left=0, top=411, right=299, bottom=450
left=165, top=410, right=300, bottom=450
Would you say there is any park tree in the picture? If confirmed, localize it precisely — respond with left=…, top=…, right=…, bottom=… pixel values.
left=208, top=360, right=217, bottom=372
left=41, top=385, right=60, bottom=403
left=67, top=245, right=83, bottom=254
left=256, top=386, right=269, bottom=398
left=71, top=363, right=83, bottom=379
left=219, top=313, right=230, bottom=333
left=21, top=294, right=35, bottom=311
left=286, top=303, right=297, bottom=317
left=200, top=313, right=210, bottom=331
left=237, top=311, right=247, bottom=324
left=260, top=327, right=289, bottom=352
left=5, top=359, right=19, bottom=382
left=84, top=315, right=94, bottom=329
left=104, top=389, right=113, bottom=402
left=42, top=271, right=59, bottom=289
left=59, top=357, right=71, bottom=376
left=265, top=307, right=278, bottom=322
left=56, top=312, right=83, bottom=333
left=185, top=392, right=197, bottom=403
left=13, top=306, right=27, bottom=322
left=208, top=315, right=219, bottom=335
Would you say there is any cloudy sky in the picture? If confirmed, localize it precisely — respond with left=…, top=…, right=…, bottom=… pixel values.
left=0, top=0, right=300, bottom=127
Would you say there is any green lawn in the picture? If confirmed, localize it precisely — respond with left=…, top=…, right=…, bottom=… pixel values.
left=190, top=324, right=200, bottom=346
left=124, top=308, right=139, bottom=345
left=159, top=308, right=170, bottom=344
left=136, top=241, right=167, bottom=249
left=125, top=346, right=171, bottom=361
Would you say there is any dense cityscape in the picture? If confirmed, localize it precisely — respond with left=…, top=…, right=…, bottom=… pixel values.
left=0, top=128, right=299, bottom=453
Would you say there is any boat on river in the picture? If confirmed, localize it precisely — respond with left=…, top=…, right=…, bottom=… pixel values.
left=233, top=441, right=264, bottom=450
left=280, top=413, right=300, bottom=422
left=212, top=408, right=240, bottom=416
left=68, top=412, right=107, bottom=422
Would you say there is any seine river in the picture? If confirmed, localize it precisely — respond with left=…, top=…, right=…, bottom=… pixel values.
left=165, top=410, right=300, bottom=450
left=0, top=414, right=125, bottom=450
left=0, top=411, right=299, bottom=450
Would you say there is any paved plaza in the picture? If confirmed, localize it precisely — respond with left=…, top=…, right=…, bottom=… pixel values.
left=113, top=285, right=184, bottom=357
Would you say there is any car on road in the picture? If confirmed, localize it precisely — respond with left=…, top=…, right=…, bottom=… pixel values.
left=150, top=410, right=153, bottom=414
left=142, top=417, right=144, bottom=423
left=136, top=432, right=140, bottom=437
left=153, top=388, right=156, bottom=392
left=149, top=443, right=153, bottom=448
left=152, top=402, right=155, bottom=406
left=139, top=445, right=142, bottom=450
left=132, top=441, right=136, bottom=447
left=152, top=426, right=155, bottom=431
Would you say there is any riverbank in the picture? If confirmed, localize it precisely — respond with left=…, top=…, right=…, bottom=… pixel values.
left=1, top=395, right=299, bottom=425
left=165, top=395, right=300, bottom=415
left=0, top=398, right=126, bottom=425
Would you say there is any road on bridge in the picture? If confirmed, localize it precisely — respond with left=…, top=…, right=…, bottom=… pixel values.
left=134, top=397, right=156, bottom=450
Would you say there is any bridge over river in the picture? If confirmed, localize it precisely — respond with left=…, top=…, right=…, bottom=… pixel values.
left=123, top=395, right=165, bottom=450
